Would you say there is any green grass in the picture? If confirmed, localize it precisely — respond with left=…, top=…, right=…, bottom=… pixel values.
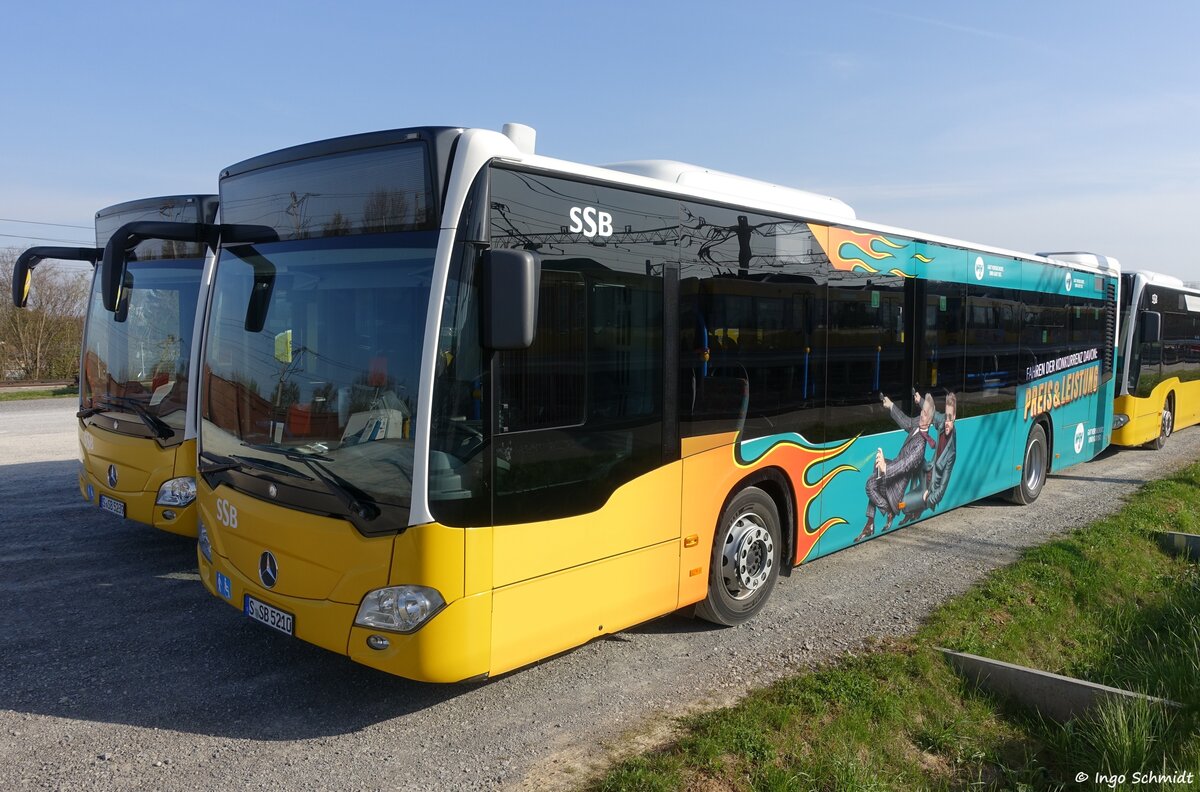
left=592, top=463, right=1200, bottom=791
left=0, top=386, right=78, bottom=401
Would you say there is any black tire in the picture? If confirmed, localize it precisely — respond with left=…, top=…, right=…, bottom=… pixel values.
left=1148, top=395, right=1174, bottom=450
left=696, top=486, right=782, bottom=627
left=1008, top=423, right=1048, bottom=505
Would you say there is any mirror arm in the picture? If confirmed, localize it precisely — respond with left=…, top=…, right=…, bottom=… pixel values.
left=100, top=221, right=219, bottom=312
left=12, top=246, right=102, bottom=307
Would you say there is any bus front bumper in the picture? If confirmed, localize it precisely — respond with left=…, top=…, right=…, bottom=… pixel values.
left=78, top=465, right=198, bottom=537
left=197, top=545, right=492, bottom=683
left=1110, top=395, right=1161, bottom=447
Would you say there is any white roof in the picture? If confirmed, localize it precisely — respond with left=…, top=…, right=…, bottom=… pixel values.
left=1037, top=252, right=1120, bottom=273
left=602, top=160, right=857, bottom=221
left=1135, top=269, right=1199, bottom=293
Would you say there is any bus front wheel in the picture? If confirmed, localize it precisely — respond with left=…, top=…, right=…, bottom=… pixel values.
left=696, top=486, right=781, bottom=627
left=1149, top=395, right=1174, bottom=450
left=1009, top=423, right=1048, bottom=505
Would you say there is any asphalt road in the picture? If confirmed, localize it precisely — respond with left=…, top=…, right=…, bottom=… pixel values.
left=1, top=398, right=1197, bottom=791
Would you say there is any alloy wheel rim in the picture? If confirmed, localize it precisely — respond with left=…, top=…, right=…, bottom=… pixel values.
left=721, top=512, right=775, bottom=600
left=1025, top=438, right=1044, bottom=491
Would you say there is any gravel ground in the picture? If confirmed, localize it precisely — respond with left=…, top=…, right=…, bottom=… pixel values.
left=1, top=398, right=1197, bottom=792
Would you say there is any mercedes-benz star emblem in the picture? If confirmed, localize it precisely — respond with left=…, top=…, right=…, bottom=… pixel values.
left=107, top=464, right=118, bottom=489
left=259, top=551, right=279, bottom=589
left=268, top=484, right=278, bottom=499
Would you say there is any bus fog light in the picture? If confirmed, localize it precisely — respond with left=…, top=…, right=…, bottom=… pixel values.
left=197, top=519, right=212, bottom=563
left=1112, top=413, right=1129, bottom=429
left=366, top=634, right=390, bottom=650
left=354, top=585, right=445, bottom=633
left=156, top=477, right=197, bottom=506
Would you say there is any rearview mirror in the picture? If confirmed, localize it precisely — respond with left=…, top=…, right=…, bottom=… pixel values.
left=101, top=221, right=218, bottom=312
left=12, top=246, right=101, bottom=308
left=481, top=248, right=540, bottom=350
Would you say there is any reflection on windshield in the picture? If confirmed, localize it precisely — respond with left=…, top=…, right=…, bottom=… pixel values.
left=81, top=259, right=204, bottom=435
left=200, top=233, right=436, bottom=510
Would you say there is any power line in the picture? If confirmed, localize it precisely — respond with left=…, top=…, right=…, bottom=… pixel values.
left=0, top=217, right=92, bottom=230
left=0, top=231, right=93, bottom=245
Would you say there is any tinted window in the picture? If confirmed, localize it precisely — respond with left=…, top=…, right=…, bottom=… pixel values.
left=963, top=285, right=1021, bottom=416
left=1022, top=291, right=1072, bottom=370
left=96, top=197, right=214, bottom=261
left=220, top=144, right=433, bottom=241
left=824, top=275, right=911, bottom=439
left=678, top=205, right=828, bottom=443
left=918, top=280, right=966, bottom=398
left=1162, top=303, right=1200, bottom=384
left=487, top=168, right=672, bottom=524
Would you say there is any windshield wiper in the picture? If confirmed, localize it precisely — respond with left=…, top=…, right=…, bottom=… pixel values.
left=242, top=443, right=379, bottom=521
left=80, top=394, right=174, bottom=440
left=199, top=451, right=244, bottom=475
left=200, top=450, right=313, bottom=480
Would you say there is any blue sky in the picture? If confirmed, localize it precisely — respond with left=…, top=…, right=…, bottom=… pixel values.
left=2, top=1, right=1197, bottom=279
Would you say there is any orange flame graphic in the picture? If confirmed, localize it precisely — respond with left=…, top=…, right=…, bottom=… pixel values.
left=828, top=229, right=902, bottom=273
left=737, top=434, right=858, bottom=563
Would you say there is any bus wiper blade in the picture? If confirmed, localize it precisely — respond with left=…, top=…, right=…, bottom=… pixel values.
left=231, top=455, right=313, bottom=480
left=199, top=451, right=244, bottom=474
left=77, top=406, right=106, bottom=419
left=91, top=394, right=175, bottom=440
left=242, top=443, right=379, bottom=521
left=242, top=442, right=334, bottom=462
left=200, top=451, right=313, bottom=482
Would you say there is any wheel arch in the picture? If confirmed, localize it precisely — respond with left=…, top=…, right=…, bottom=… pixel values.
left=1036, top=412, right=1053, bottom=467
left=716, top=467, right=796, bottom=576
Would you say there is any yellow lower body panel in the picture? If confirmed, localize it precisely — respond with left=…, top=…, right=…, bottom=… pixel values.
left=348, top=593, right=492, bottom=683
left=1111, top=381, right=1200, bottom=448
left=78, top=465, right=197, bottom=537
left=200, top=548, right=360, bottom=658
left=77, top=427, right=198, bottom=537
left=490, top=539, right=679, bottom=677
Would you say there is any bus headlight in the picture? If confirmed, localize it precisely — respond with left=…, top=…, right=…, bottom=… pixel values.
left=1112, top=413, right=1130, bottom=430
left=156, top=477, right=197, bottom=506
left=354, top=585, right=446, bottom=633
left=197, top=519, right=212, bottom=563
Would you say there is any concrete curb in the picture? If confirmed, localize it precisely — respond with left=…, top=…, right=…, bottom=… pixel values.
left=1157, top=530, right=1200, bottom=562
left=938, top=648, right=1180, bottom=723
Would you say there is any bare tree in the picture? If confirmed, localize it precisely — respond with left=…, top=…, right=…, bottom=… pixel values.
left=0, top=247, right=91, bottom=381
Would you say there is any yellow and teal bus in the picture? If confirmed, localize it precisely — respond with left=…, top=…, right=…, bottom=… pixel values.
left=15, top=195, right=217, bottom=537
left=1111, top=270, right=1200, bottom=448
left=101, top=126, right=1118, bottom=681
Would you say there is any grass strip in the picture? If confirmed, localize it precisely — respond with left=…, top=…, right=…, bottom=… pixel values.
left=593, top=463, right=1200, bottom=791
left=0, top=387, right=78, bottom=401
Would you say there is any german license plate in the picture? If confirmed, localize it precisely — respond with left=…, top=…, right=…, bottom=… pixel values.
left=98, top=494, right=126, bottom=518
left=244, top=594, right=294, bottom=636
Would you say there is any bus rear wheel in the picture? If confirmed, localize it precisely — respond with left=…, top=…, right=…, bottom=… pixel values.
left=1149, top=395, right=1174, bottom=450
left=696, top=486, right=781, bottom=627
left=1009, top=423, right=1048, bottom=505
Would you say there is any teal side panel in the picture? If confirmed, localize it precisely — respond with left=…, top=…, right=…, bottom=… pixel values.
left=802, top=407, right=1022, bottom=559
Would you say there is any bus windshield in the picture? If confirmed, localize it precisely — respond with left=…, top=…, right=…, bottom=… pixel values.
left=199, top=232, right=436, bottom=513
left=81, top=257, right=204, bottom=436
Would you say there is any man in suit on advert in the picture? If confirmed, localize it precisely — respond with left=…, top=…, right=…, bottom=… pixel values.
left=856, top=391, right=936, bottom=541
